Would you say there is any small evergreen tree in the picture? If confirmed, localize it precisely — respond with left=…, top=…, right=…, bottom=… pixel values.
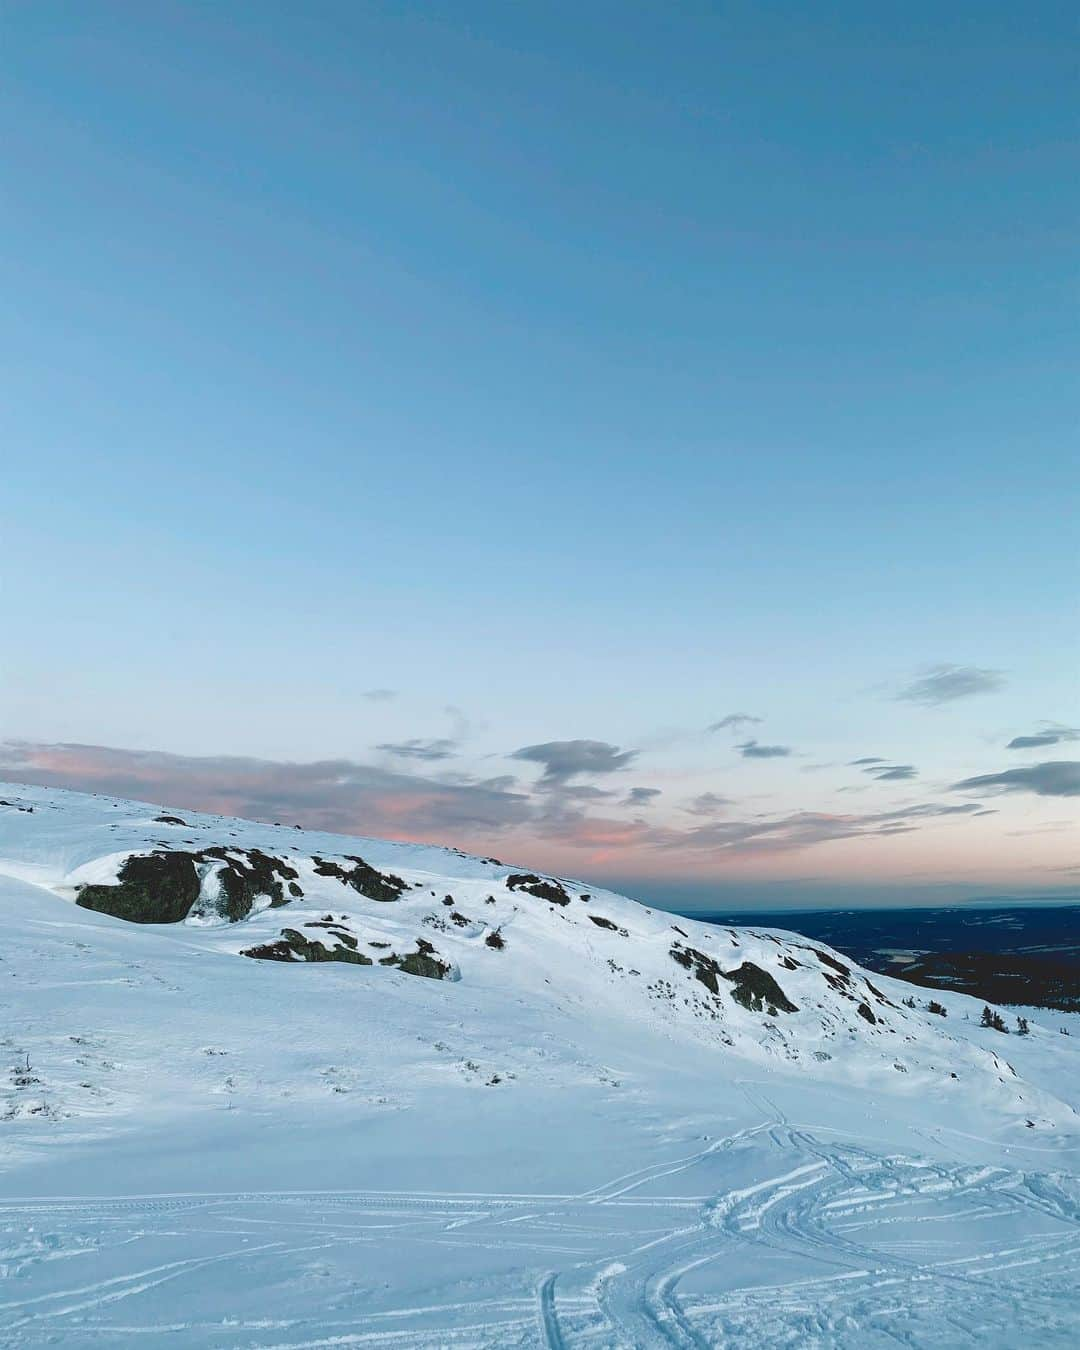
left=902, top=996, right=916, bottom=1008
left=1016, top=1016, right=1030, bottom=1036
left=927, top=1000, right=947, bottom=1017
left=981, top=1006, right=1008, bottom=1032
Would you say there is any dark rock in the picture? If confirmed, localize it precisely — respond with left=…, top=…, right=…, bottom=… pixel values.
left=78, top=846, right=304, bottom=925
left=670, top=943, right=724, bottom=996
left=378, top=939, right=450, bottom=980
left=77, top=853, right=200, bottom=924
left=670, top=945, right=798, bottom=1013
left=240, top=939, right=300, bottom=962
left=280, top=927, right=372, bottom=965
left=505, top=873, right=571, bottom=905
left=241, top=927, right=372, bottom=965
left=198, top=847, right=299, bottom=918
left=589, top=915, right=628, bottom=936
left=312, top=855, right=409, bottom=902
left=722, top=962, right=799, bottom=1014
left=813, top=948, right=851, bottom=977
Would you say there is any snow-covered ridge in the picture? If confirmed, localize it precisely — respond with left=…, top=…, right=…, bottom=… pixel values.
left=0, top=781, right=1069, bottom=1131
left=3, top=782, right=1080, bottom=1346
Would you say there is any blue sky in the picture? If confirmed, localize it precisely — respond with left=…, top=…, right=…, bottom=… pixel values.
left=2, top=2, right=1077, bottom=906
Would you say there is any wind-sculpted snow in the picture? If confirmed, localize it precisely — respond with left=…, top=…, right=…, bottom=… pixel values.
left=1, top=783, right=1078, bottom=1346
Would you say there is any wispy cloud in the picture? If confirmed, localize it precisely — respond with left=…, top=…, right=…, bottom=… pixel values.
left=361, top=688, right=397, bottom=702
left=658, top=801, right=987, bottom=855
left=736, top=739, right=791, bottom=759
left=863, top=763, right=917, bottom=782
left=895, top=664, right=1006, bottom=707
left=952, top=761, right=1080, bottom=799
left=708, top=713, right=763, bottom=734
left=624, top=787, right=661, bottom=807
left=375, top=738, right=458, bottom=762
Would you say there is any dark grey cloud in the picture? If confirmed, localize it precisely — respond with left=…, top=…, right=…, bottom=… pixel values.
left=375, top=738, right=458, bottom=762
left=895, top=664, right=1006, bottom=707
left=684, top=791, right=733, bottom=816
left=1006, top=725, right=1080, bottom=750
left=0, top=741, right=531, bottom=837
left=850, top=757, right=886, bottom=766
left=736, top=739, right=791, bottom=759
left=361, top=688, right=397, bottom=702
left=510, top=739, right=637, bottom=784
left=952, top=761, right=1080, bottom=799
left=708, top=713, right=763, bottom=734
left=863, top=763, right=917, bottom=782
left=624, top=787, right=661, bottom=806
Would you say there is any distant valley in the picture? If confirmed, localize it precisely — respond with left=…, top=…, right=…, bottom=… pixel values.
left=704, top=904, right=1080, bottom=1012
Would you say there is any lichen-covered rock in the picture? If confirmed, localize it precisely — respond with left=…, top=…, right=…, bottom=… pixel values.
left=77, top=853, right=200, bottom=924
left=241, top=927, right=373, bottom=965
left=312, top=855, right=408, bottom=902
left=197, top=847, right=300, bottom=920
left=76, top=847, right=304, bottom=925
left=379, top=939, right=450, bottom=980
left=241, top=928, right=448, bottom=979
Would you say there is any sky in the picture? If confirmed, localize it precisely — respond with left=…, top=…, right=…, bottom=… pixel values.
left=2, top=2, right=1077, bottom=909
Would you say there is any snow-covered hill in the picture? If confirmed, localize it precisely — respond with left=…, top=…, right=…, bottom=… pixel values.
left=2, top=782, right=1079, bottom=1348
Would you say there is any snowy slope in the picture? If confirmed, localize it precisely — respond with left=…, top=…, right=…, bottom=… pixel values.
left=2, top=782, right=1079, bottom=1348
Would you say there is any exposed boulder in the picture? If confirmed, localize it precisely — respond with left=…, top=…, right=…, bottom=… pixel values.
left=671, top=943, right=726, bottom=995
left=77, top=852, right=200, bottom=924
left=722, top=962, right=798, bottom=1015
left=505, top=873, right=571, bottom=906
left=241, top=927, right=372, bottom=965
left=378, top=939, right=450, bottom=980
left=312, top=855, right=408, bottom=902
left=197, top=847, right=300, bottom=920
left=241, top=929, right=449, bottom=979
left=670, top=945, right=798, bottom=1014
left=77, top=847, right=303, bottom=925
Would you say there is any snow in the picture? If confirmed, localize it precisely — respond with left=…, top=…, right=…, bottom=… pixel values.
left=1, top=782, right=1078, bottom=1347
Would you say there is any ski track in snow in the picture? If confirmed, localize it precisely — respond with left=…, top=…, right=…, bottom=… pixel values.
left=4, top=1095, right=1078, bottom=1349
